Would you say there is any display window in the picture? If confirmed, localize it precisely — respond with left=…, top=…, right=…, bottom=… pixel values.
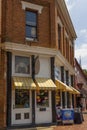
left=15, top=56, right=30, bottom=74
left=15, top=89, right=30, bottom=108
left=56, top=91, right=60, bottom=106
left=36, top=90, right=49, bottom=107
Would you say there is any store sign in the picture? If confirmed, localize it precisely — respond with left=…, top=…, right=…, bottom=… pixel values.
left=35, top=57, right=40, bottom=74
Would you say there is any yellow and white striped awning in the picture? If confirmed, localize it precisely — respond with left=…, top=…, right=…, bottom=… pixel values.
left=13, top=77, right=36, bottom=89
left=35, top=78, right=57, bottom=90
left=70, top=86, right=80, bottom=95
left=55, top=79, right=73, bottom=92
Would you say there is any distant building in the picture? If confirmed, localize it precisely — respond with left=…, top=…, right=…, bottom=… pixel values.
left=75, top=58, right=87, bottom=110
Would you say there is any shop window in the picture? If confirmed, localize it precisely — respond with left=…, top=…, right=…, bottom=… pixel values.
left=36, top=90, right=49, bottom=107
left=15, top=56, right=30, bottom=74
left=26, top=10, right=37, bottom=41
left=15, top=89, right=30, bottom=108
left=56, top=91, right=60, bottom=106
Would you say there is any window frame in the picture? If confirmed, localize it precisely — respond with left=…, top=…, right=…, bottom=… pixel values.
left=36, top=90, right=49, bottom=108
left=25, top=9, right=38, bottom=41
left=15, top=89, right=30, bottom=109
left=58, top=24, right=61, bottom=50
left=12, top=54, right=31, bottom=77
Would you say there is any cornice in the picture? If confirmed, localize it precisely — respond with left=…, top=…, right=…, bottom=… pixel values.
left=56, top=51, right=75, bottom=74
left=57, top=0, right=77, bottom=39
left=3, top=42, right=75, bottom=74
left=3, top=42, right=57, bottom=56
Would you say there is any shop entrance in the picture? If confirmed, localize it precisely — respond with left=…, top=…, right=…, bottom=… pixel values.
left=35, top=90, right=52, bottom=124
left=11, top=89, right=32, bottom=125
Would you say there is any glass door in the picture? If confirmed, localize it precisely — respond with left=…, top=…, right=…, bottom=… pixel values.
left=11, top=89, right=32, bottom=125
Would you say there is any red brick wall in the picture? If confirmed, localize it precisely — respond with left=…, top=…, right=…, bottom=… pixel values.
left=0, top=0, right=56, bottom=128
left=0, top=0, right=2, bottom=42
left=5, top=0, right=56, bottom=48
left=0, top=50, right=7, bottom=128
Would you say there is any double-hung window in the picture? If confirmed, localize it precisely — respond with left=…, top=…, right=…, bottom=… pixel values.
left=58, top=24, right=61, bottom=50
left=26, top=10, right=37, bottom=41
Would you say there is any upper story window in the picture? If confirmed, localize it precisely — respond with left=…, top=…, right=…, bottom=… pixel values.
left=26, top=11, right=37, bottom=41
left=15, top=55, right=30, bottom=75
left=58, top=24, right=61, bottom=50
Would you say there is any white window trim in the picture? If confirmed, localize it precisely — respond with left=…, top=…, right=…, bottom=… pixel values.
left=21, top=1, right=43, bottom=14
left=12, top=54, right=31, bottom=77
left=57, top=16, right=63, bottom=27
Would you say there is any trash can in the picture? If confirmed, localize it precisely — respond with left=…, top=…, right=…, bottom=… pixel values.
left=74, top=108, right=84, bottom=124
left=61, top=109, right=74, bottom=124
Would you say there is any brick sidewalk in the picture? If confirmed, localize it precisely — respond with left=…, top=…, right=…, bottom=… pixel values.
left=8, top=114, right=87, bottom=130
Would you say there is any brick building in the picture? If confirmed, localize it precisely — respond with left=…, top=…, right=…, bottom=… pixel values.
left=75, top=58, right=87, bottom=110
left=0, top=0, right=79, bottom=129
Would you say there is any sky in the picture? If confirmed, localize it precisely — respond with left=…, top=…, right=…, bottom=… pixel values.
left=65, top=0, right=87, bottom=69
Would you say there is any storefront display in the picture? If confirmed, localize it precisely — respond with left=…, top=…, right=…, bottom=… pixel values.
left=15, top=89, right=30, bottom=108
left=36, top=90, right=49, bottom=108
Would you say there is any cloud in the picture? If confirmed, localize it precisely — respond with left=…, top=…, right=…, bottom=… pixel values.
left=79, top=29, right=87, bottom=39
left=75, top=44, right=87, bottom=58
left=65, top=0, right=77, bottom=11
left=75, top=43, right=87, bottom=69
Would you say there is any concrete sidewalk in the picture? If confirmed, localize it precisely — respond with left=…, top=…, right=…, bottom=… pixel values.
left=8, top=113, right=87, bottom=130
left=8, top=126, right=56, bottom=130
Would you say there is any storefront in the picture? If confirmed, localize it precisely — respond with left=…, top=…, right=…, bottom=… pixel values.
left=55, top=79, right=80, bottom=108
left=11, top=77, right=36, bottom=125
left=7, top=52, right=80, bottom=127
left=11, top=77, right=56, bottom=125
left=7, top=53, right=57, bottom=126
left=35, top=78, right=56, bottom=124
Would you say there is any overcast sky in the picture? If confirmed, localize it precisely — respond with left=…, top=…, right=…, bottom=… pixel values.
left=65, top=0, right=87, bottom=69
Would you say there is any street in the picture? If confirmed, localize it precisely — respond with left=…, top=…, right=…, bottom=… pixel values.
left=9, top=113, right=87, bottom=130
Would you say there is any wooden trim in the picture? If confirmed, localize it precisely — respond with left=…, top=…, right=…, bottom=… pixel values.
left=71, top=75, right=74, bottom=87
left=61, top=66, right=65, bottom=108
left=51, top=91, right=56, bottom=123
left=50, top=57, right=55, bottom=82
left=61, top=66, right=64, bottom=82
left=32, top=90, right=35, bottom=125
left=66, top=70, right=69, bottom=86
left=6, top=52, right=12, bottom=127
left=31, top=55, right=35, bottom=80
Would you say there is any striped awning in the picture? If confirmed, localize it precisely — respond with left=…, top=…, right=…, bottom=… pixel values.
left=35, top=78, right=57, bottom=90
left=13, top=77, right=36, bottom=89
left=70, top=86, right=80, bottom=95
left=55, top=79, right=73, bottom=92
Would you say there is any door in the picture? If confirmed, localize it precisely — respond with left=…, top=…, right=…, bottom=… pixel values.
left=11, top=89, right=32, bottom=125
left=35, top=90, right=52, bottom=124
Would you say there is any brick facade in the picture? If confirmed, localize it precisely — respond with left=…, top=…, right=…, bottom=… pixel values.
left=0, top=50, right=7, bottom=128
left=0, top=0, right=76, bottom=128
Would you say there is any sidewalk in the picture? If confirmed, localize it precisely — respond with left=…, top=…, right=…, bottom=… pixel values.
left=8, top=113, right=87, bottom=130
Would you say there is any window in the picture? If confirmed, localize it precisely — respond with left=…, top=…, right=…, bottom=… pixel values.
left=55, top=67, right=60, bottom=80
left=15, top=56, right=30, bottom=74
left=26, top=11, right=37, bottom=41
left=15, top=89, right=30, bottom=108
left=58, top=24, right=61, bottom=50
left=36, top=90, right=49, bottom=107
